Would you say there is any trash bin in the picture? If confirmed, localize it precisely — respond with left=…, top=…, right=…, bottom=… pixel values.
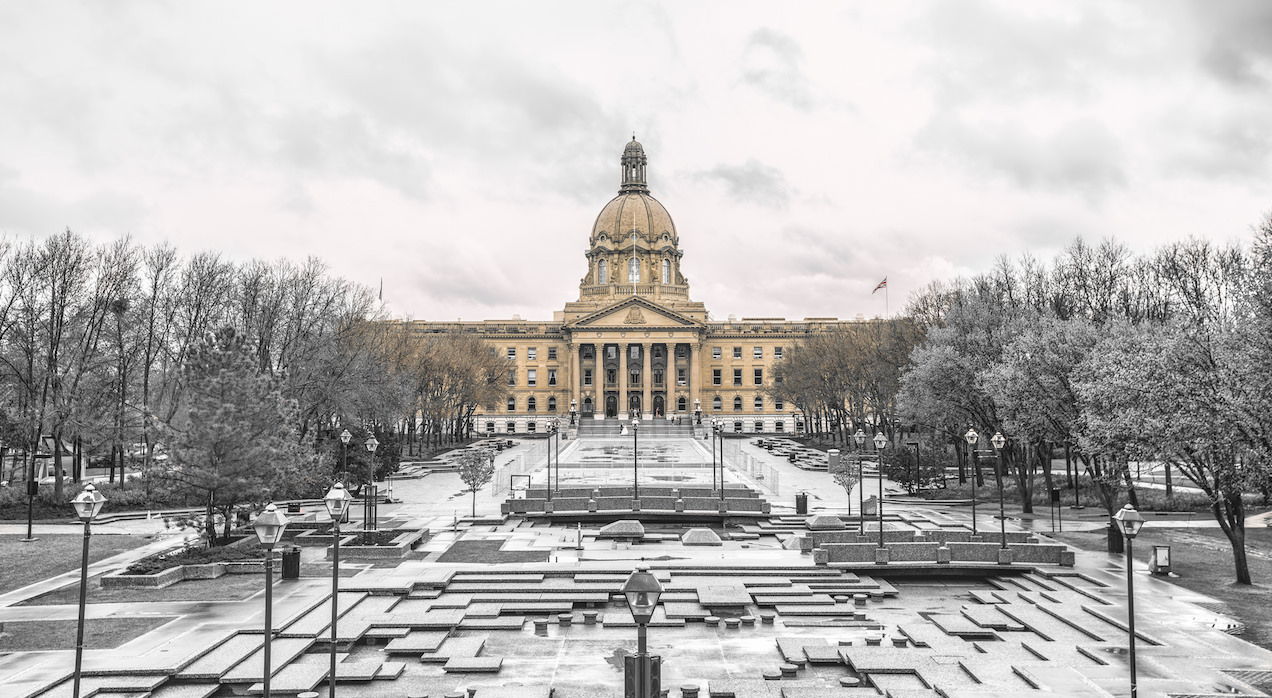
left=1106, top=522, right=1124, bottom=554
left=795, top=492, right=809, bottom=515
left=286, top=502, right=302, bottom=515
left=281, top=545, right=301, bottom=580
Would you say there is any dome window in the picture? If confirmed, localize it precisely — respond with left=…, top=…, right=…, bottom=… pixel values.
left=662, top=259, right=670, bottom=284
left=628, top=258, right=639, bottom=283
left=598, top=260, right=607, bottom=284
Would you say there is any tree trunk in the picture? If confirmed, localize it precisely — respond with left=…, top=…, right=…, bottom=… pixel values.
left=53, top=431, right=64, bottom=501
left=471, top=487, right=477, bottom=517
left=1064, top=441, right=1073, bottom=488
left=1121, top=457, right=1139, bottom=509
left=1215, top=491, right=1251, bottom=585
left=205, top=492, right=217, bottom=547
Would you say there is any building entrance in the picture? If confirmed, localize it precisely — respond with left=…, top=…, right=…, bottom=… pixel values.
left=604, top=395, right=618, bottom=418
left=629, top=394, right=641, bottom=417
left=653, top=395, right=665, bottom=417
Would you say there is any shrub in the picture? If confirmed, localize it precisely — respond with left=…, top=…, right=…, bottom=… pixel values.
left=124, top=544, right=262, bottom=576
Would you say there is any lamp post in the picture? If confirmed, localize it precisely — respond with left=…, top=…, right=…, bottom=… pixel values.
left=716, top=419, right=726, bottom=502
left=323, top=483, right=352, bottom=698
left=631, top=417, right=640, bottom=500
left=991, top=431, right=1008, bottom=548
left=622, top=565, right=665, bottom=698
left=694, top=398, right=701, bottom=425
left=338, top=429, right=351, bottom=481
left=364, top=435, right=379, bottom=532
left=873, top=432, right=887, bottom=548
left=1113, top=504, right=1145, bottom=698
left=964, top=428, right=979, bottom=536
left=854, top=429, right=866, bottom=533
left=569, top=398, right=577, bottom=426
left=70, top=484, right=106, bottom=698
left=710, top=419, right=718, bottom=494
left=252, top=503, right=290, bottom=698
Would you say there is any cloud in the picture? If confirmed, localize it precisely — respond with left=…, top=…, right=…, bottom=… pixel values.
left=1188, top=0, right=1272, bottom=87
left=916, top=114, right=1126, bottom=198
left=691, top=160, right=791, bottom=208
left=738, top=29, right=814, bottom=110
left=0, top=170, right=147, bottom=238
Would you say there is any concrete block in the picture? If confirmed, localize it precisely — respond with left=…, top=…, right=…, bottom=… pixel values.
left=997, top=548, right=1014, bottom=565
left=937, top=546, right=951, bottom=564
left=874, top=547, right=890, bottom=565
left=812, top=548, right=828, bottom=566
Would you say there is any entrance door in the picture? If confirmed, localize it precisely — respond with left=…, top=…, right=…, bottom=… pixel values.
left=605, top=395, right=618, bottom=418
left=653, top=395, right=665, bottom=417
left=583, top=397, right=594, bottom=416
left=629, top=394, right=641, bottom=417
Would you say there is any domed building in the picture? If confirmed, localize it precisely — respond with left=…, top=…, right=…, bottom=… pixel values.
left=412, top=138, right=850, bottom=434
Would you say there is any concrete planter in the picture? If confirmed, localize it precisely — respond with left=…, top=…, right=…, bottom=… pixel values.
left=812, top=548, right=828, bottom=566
left=329, top=528, right=428, bottom=561
left=874, top=548, right=890, bottom=565
left=997, top=548, right=1014, bottom=565
left=936, top=546, right=952, bottom=564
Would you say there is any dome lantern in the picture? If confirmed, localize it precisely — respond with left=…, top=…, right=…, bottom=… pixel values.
left=620, top=135, right=649, bottom=194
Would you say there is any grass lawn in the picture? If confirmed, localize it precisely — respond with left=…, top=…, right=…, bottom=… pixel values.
left=0, top=533, right=154, bottom=595
left=0, top=616, right=175, bottom=651
left=1050, top=525, right=1272, bottom=650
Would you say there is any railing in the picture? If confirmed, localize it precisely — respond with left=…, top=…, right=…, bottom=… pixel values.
left=491, top=441, right=547, bottom=496
left=721, top=439, right=781, bottom=495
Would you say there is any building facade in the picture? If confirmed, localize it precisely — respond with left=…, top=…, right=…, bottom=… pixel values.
left=412, top=138, right=854, bottom=435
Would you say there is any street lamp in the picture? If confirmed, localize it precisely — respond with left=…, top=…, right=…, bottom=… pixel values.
left=715, top=419, right=726, bottom=502
left=873, top=432, right=888, bottom=548
left=631, top=418, right=640, bottom=500
left=70, top=484, right=106, bottom=698
left=323, top=483, right=352, bottom=698
left=551, top=420, right=560, bottom=494
left=693, top=398, right=701, bottom=426
left=710, top=418, right=718, bottom=494
left=338, top=428, right=351, bottom=478
left=991, top=431, right=1008, bottom=549
left=570, top=398, right=577, bottom=426
left=364, top=435, right=379, bottom=532
left=252, top=503, right=290, bottom=698
left=964, top=428, right=979, bottom=536
left=854, top=429, right=866, bottom=534
left=622, top=565, right=665, bottom=698
left=1113, top=504, right=1145, bottom=698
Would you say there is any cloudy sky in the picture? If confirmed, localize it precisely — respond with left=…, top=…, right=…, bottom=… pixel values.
left=1, top=1, right=1269, bottom=322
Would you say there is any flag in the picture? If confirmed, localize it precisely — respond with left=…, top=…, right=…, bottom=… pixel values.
left=872, top=278, right=887, bottom=294
left=379, top=278, right=383, bottom=302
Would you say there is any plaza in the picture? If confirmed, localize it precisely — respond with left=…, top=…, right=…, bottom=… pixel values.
left=2, top=432, right=1270, bottom=698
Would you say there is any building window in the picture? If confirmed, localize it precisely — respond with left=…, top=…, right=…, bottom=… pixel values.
left=733, top=396, right=743, bottom=411
left=548, top=369, right=557, bottom=386
left=713, top=369, right=722, bottom=386
left=548, top=397, right=557, bottom=412
left=754, top=368, right=763, bottom=385
left=733, top=369, right=742, bottom=386
left=507, top=370, right=516, bottom=387
left=755, top=421, right=764, bottom=432
left=528, top=347, right=537, bottom=360
left=527, top=421, right=536, bottom=433
left=653, top=369, right=664, bottom=386
left=712, top=396, right=722, bottom=411
left=733, top=347, right=742, bottom=359
left=548, top=347, right=557, bottom=361
left=775, top=421, right=784, bottom=433
left=606, top=368, right=617, bottom=385
left=628, top=257, right=639, bottom=282
left=507, top=397, right=516, bottom=411
left=653, top=345, right=662, bottom=358
left=712, top=347, right=722, bottom=360
left=486, top=421, right=495, bottom=433
left=733, top=421, right=743, bottom=433
left=775, top=398, right=784, bottom=410
left=607, top=346, right=617, bottom=360
left=598, top=259, right=607, bottom=284
left=527, top=397, right=537, bottom=412
left=754, top=396, right=763, bottom=411
left=527, top=369, right=537, bottom=386
left=677, top=396, right=687, bottom=411
left=507, top=347, right=516, bottom=359
left=630, top=345, right=640, bottom=360
left=507, top=421, right=516, bottom=433
left=753, top=346, right=762, bottom=360
left=584, top=368, right=593, bottom=386
left=677, top=368, right=686, bottom=385
left=662, top=259, right=670, bottom=284
left=774, top=347, right=783, bottom=359
left=677, top=345, right=687, bottom=358
left=630, top=369, right=641, bottom=386
left=775, top=375, right=784, bottom=385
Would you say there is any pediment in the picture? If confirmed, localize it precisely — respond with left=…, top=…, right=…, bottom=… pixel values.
left=568, top=297, right=701, bottom=329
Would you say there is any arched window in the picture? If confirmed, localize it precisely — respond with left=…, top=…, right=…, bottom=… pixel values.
left=507, top=421, right=516, bottom=433
left=548, top=396, right=557, bottom=412
left=527, top=397, right=537, bottom=412
left=506, top=397, right=515, bottom=412
left=677, top=396, right=687, bottom=411
left=712, top=396, right=722, bottom=411
left=754, top=396, right=763, bottom=411
left=598, top=260, right=607, bottom=284
left=629, top=257, right=639, bottom=282
left=755, top=421, right=764, bottom=432
left=662, top=259, right=670, bottom=284
left=733, top=396, right=743, bottom=411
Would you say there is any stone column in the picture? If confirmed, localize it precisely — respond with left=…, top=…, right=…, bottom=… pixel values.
left=618, top=343, right=629, bottom=420
left=570, top=343, right=580, bottom=418
left=642, top=342, right=652, bottom=419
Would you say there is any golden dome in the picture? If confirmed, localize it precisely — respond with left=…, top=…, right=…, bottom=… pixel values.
left=590, top=192, right=677, bottom=247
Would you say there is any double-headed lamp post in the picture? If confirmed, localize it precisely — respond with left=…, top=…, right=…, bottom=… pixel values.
left=964, top=428, right=980, bottom=536
left=569, top=398, right=577, bottom=426
left=991, top=431, right=1008, bottom=549
left=364, top=435, right=379, bottom=532
left=873, top=432, right=888, bottom=548
left=854, top=429, right=866, bottom=532
left=252, top=503, right=290, bottom=698
left=622, top=565, right=665, bottom=698
left=631, top=417, right=640, bottom=500
left=70, top=484, right=106, bottom=698
left=339, top=428, right=352, bottom=479
left=323, top=482, right=352, bottom=698
left=1113, top=504, right=1146, bottom=698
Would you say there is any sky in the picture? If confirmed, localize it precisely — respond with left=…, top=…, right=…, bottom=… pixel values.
left=1, top=1, right=1269, bottom=322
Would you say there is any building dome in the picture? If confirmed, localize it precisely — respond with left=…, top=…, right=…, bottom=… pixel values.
left=590, top=192, right=677, bottom=246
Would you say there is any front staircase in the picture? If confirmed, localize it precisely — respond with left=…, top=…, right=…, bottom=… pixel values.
left=575, top=418, right=695, bottom=438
